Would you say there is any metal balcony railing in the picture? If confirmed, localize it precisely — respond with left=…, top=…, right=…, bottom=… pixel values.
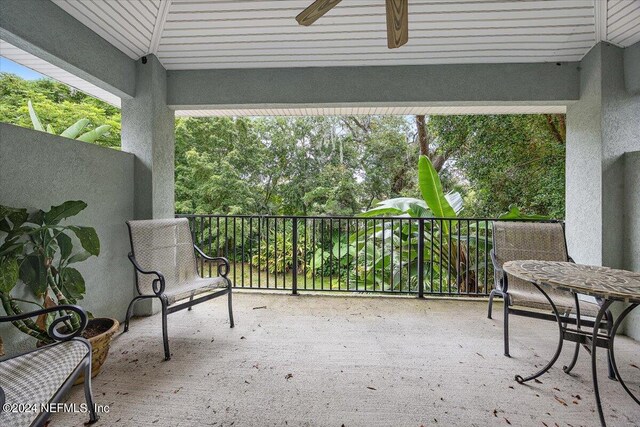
left=178, top=214, right=557, bottom=297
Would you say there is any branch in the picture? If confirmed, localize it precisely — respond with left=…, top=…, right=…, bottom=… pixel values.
left=431, top=155, right=447, bottom=172
left=0, top=295, right=50, bottom=343
left=348, top=117, right=369, bottom=134
left=544, top=114, right=565, bottom=144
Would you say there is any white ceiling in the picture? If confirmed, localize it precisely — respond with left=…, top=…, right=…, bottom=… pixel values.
left=50, top=0, right=640, bottom=70
left=4, top=0, right=637, bottom=116
left=178, top=105, right=566, bottom=117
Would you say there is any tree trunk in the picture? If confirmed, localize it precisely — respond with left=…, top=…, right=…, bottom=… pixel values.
left=415, top=115, right=448, bottom=172
left=415, top=115, right=429, bottom=156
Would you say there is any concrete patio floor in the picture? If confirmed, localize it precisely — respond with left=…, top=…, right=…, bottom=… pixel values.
left=53, top=292, right=640, bottom=427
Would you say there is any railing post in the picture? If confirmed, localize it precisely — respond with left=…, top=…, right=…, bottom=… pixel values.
left=418, top=218, right=425, bottom=298
left=292, top=218, right=298, bottom=295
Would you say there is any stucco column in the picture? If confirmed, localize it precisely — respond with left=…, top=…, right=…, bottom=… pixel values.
left=121, top=54, right=175, bottom=220
left=121, top=55, right=175, bottom=315
left=566, top=42, right=640, bottom=338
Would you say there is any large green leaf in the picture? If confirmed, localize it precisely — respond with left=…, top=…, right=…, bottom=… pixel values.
left=19, top=255, right=48, bottom=296
left=60, top=118, right=89, bottom=139
left=359, top=197, right=427, bottom=218
left=445, top=192, right=464, bottom=215
left=0, top=240, right=24, bottom=258
left=60, top=267, right=85, bottom=300
left=77, top=125, right=111, bottom=143
left=67, top=251, right=92, bottom=264
left=68, top=226, right=100, bottom=256
left=27, top=100, right=44, bottom=131
left=43, top=201, right=87, bottom=225
left=27, top=209, right=45, bottom=226
left=417, top=155, right=457, bottom=234
left=0, top=206, right=28, bottom=232
left=46, top=124, right=55, bottom=134
left=56, top=232, right=73, bottom=260
left=0, top=258, right=19, bottom=294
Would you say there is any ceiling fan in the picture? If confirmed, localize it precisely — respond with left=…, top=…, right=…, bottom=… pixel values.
left=296, top=0, right=409, bottom=49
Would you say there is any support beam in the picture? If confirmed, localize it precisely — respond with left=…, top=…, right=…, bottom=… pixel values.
left=167, top=62, right=579, bottom=109
left=0, top=0, right=135, bottom=99
left=624, top=41, right=640, bottom=94
left=121, top=55, right=175, bottom=220
left=566, top=42, right=640, bottom=339
left=121, top=54, right=174, bottom=316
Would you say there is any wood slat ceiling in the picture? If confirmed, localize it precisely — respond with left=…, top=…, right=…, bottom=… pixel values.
left=176, top=105, right=566, bottom=117
left=608, top=0, right=640, bottom=46
left=49, top=0, right=640, bottom=70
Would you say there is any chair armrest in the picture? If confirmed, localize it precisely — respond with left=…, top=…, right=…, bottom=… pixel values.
left=128, top=252, right=165, bottom=295
left=0, top=305, right=88, bottom=342
left=490, top=249, right=508, bottom=292
left=193, top=245, right=230, bottom=277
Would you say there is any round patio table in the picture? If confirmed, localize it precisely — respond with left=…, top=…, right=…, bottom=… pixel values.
left=502, top=260, right=640, bottom=427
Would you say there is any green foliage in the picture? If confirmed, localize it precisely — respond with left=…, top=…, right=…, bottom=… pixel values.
left=499, top=205, right=551, bottom=220
left=0, top=201, right=100, bottom=344
left=428, top=114, right=566, bottom=218
left=352, top=156, right=489, bottom=293
left=0, top=73, right=121, bottom=148
left=1, top=73, right=565, bottom=220
left=28, top=99, right=111, bottom=142
left=251, top=233, right=302, bottom=274
left=175, top=115, right=419, bottom=217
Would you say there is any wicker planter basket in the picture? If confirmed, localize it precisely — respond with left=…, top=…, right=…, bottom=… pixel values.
left=73, top=317, right=119, bottom=385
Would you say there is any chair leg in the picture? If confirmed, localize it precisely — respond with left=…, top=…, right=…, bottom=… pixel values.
left=161, top=297, right=171, bottom=361
left=503, top=294, right=510, bottom=357
left=228, top=288, right=234, bottom=328
left=123, top=298, right=138, bottom=333
left=188, top=293, right=194, bottom=311
left=605, top=309, right=616, bottom=380
left=83, top=358, right=99, bottom=424
left=488, top=289, right=499, bottom=319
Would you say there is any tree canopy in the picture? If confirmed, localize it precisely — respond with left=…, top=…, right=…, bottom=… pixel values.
left=0, top=73, right=566, bottom=218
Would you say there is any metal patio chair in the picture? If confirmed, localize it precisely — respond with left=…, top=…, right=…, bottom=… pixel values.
left=124, top=218, right=234, bottom=361
left=0, top=305, right=98, bottom=427
left=487, top=221, right=614, bottom=377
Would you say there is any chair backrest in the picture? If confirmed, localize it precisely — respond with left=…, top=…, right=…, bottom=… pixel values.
left=127, top=218, right=198, bottom=294
left=492, top=221, right=570, bottom=303
left=492, top=221, right=568, bottom=267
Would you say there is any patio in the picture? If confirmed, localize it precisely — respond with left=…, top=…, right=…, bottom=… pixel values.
left=1, top=1, right=640, bottom=426
left=52, top=292, right=640, bottom=426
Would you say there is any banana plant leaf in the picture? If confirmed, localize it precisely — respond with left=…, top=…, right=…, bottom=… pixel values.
left=61, top=119, right=90, bottom=139
left=77, top=125, right=111, bottom=143
left=27, top=100, right=44, bottom=131
left=358, top=197, right=428, bottom=218
left=418, top=156, right=457, bottom=217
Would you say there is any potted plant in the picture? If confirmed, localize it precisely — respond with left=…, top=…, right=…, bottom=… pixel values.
left=0, top=201, right=118, bottom=383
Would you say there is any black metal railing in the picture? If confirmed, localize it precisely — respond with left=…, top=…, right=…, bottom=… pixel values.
left=178, top=214, right=555, bottom=297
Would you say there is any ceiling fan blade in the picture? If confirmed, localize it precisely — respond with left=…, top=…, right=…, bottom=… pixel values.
left=386, top=0, right=408, bottom=49
left=296, top=0, right=342, bottom=26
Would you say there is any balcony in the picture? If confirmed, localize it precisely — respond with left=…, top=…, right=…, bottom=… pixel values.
left=52, top=292, right=639, bottom=426
left=179, top=214, right=502, bottom=297
left=1, top=1, right=640, bottom=426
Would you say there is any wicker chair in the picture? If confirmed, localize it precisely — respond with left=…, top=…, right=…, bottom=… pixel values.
left=124, top=218, right=234, bottom=360
left=0, top=305, right=98, bottom=427
left=487, top=221, right=614, bottom=376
